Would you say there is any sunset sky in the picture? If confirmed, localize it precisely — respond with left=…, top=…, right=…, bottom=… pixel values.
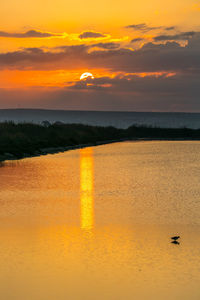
left=1, top=0, right=200, bottom=111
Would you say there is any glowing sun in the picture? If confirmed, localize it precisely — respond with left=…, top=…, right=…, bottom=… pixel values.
left=80, top=72, right=94, bottom=80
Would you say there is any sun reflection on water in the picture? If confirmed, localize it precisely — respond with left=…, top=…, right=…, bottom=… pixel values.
left=80, top=148, right=94, bottom=231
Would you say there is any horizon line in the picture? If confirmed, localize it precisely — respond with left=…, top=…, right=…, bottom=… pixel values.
left=0, top=108, right=199, bottom=114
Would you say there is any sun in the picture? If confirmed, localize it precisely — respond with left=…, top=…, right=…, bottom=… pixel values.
left=80, top=72, right=94, bottom=80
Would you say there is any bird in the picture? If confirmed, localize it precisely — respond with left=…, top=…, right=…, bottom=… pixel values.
left=171, top=236, right=180, bottom=241
left=171, top=240, right=180, bottom=245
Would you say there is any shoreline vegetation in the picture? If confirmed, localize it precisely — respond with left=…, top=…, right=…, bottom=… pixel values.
left=0, top=121, right=200, bottom=162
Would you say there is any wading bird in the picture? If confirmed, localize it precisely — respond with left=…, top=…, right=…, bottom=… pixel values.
left=171, top=236, right=180, bottom=241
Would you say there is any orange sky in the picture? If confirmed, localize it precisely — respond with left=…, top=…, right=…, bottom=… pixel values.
left=0, top=0, right=200, bottom=111
left=0, top=0, right=199, bottom=87
left=1, top=0, right=199, bottom=31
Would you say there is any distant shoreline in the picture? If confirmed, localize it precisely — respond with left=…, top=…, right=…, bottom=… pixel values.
left=1, top=137, right=200, bottom=164
left=0, top=122, right=200, bottom=163
left=0, top=109, right=200, bottom=130
left=0, top=138, right=126, bottom=163
left=1, top=108, right=200, bottom=114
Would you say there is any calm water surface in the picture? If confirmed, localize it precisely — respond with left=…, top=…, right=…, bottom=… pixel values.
left=0, top=141, right=200, bottom=300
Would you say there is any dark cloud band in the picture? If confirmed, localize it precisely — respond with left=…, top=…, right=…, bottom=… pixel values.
left=1, top=35, right=200, bottom=75
left=79, top=31, right=107, bottom=39
left=0, top=29, right=62, bottom=38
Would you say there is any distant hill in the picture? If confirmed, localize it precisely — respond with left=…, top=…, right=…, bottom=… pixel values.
left=0, top=109, right=200, bottom=129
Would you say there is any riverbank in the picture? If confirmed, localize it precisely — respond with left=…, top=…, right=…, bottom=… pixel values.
left=0, top=122, right=200, bottom=162
left=0, top=138, right=128, bottom=162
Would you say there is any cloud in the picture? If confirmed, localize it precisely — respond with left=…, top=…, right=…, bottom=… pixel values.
left=79, top=31, right=107, bottom=39
left=67, top=73, right=200, bottom=108
left=1, top=72, right=200, bottom=112
left=69, top=74, right=177, bottom=92
left=91, top=42, right=120, bottom=49
left=154, top=31, right=196, bottom=41
left=1, top=25, right=200, bottom=112
left=0, top=29, right=63, bottom=38
left=126, top=24, right=178, bottom=34
left=125, top=23, right=161, bottom=32
left=1, top=33, right=200, bottom=76
left=1, top=30, right=200, bottom=111
left=165, top=26, right=176, bottom=31
left=131, top=38, right=144, bottom=43
left=0, top=45, right=90, bottom=70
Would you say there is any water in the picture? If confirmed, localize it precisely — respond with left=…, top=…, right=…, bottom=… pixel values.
left=1, top=109, right=200, bottom=129
left=0, top=141, right=200, bottom=300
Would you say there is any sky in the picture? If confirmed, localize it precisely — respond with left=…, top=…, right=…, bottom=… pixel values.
left=0, top=0, right=200, bottom=111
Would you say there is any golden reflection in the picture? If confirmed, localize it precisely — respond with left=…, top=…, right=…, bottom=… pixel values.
left=80, top=148, right=94, bottom=231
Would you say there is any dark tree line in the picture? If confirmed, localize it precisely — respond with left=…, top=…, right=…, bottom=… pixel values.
left=0, top=122, right=200, bottom=158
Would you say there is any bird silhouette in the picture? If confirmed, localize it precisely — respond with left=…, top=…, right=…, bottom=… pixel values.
left=171, top=240, right=180, bottom=245
left=171, top=236, right=180, bottom=241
